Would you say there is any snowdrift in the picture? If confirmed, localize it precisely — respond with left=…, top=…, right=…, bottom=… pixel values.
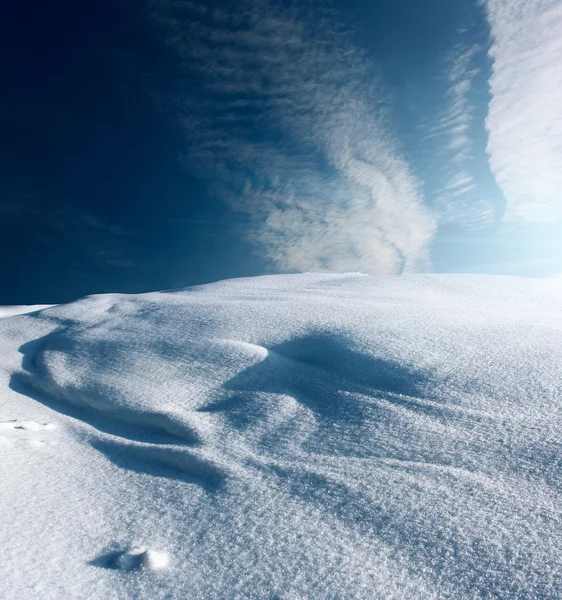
left=0, top=273, right=560, bottom=599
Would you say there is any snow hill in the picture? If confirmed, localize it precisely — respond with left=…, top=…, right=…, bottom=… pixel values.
left=0, top=273, right=560, bottom=599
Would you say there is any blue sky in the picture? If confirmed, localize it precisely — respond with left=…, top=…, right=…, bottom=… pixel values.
left=1, top=0, right=561, bottom=302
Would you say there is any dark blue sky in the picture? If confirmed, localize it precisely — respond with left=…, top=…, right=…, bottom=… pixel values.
left=1, top=0, right=270, bottom=303
left=2, top=0, right=560, bottom=303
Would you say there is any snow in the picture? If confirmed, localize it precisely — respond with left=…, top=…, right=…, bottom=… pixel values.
left=0, top=273, right=560, bottom=599
left=0, top=305, right=56, bottom=319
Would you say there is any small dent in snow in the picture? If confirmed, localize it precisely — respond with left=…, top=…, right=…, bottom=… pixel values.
left=0, top=420, right=55, bottom=431
left=91, top=547, right=169, bottom=571
left=0, top=420, right=56, bottom=447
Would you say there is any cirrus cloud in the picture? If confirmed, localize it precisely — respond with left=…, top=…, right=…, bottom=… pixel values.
left=151, top=0, right=436, bottom=274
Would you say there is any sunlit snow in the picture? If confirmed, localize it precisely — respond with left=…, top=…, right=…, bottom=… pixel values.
left=0, top=273, right=560, bottom=599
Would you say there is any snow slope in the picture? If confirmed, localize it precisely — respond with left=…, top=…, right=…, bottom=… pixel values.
left=0, top=273, right=560, bottom=599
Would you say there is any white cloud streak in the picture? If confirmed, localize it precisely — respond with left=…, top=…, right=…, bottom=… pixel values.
left=151, top=0, right=436, bottom=274
left=484, top=0, right=562, bottom=223
left=434, top=50, right=477, bottom=190
left=426, top=42, right=494, bottom=231
left=441, top=44, right=480, bottom=166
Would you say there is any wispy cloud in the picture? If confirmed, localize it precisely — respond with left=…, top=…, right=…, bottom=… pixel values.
left=427, top=42, right=495, bottom=230
left=437, top=44, right=480, bottom=164
left=151, top=0, right=436, bottom=274
left=484, top=0, right=562, bottom=223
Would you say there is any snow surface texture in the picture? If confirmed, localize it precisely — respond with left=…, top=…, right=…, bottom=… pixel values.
left=0, top=273, right=561, bottom=599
